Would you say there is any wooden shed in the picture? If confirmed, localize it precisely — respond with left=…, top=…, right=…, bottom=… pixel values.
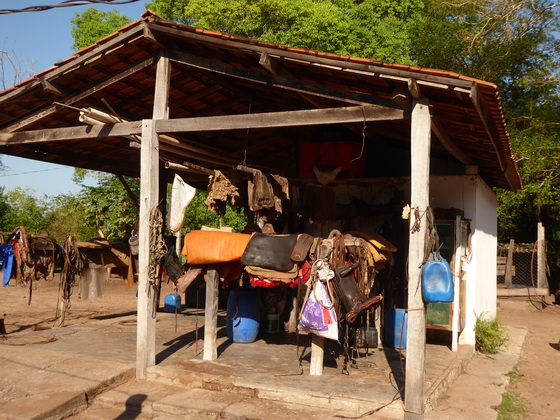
left=0, top=11, right=520, bottom=418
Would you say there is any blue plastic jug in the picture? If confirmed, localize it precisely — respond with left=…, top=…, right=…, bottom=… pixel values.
left=164, top=294, right=181, bottom=313
left=422, top=252, right=454, bottom=303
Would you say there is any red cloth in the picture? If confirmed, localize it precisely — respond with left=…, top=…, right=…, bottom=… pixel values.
left=249, top=260, right=310, bottom=288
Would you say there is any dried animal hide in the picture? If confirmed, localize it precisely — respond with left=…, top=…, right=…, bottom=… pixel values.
left=247, top=169, right=290, bottom=213
left=248, top=169, right=274, bottom=211
left=206, top=170, right=244, bottom=214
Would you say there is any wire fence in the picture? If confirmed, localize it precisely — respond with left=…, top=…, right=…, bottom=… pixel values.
left=497, top=242, right=539, bottom=287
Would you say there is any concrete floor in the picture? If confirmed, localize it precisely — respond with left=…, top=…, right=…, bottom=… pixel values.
left=0, top=305, right=472, bottom=419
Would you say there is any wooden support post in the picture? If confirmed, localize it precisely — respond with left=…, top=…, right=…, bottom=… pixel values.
left=310, top=334, right=325, bottom=375
left=537, top=223, right=547, bottom=289
left=504, top=239, right=515, bottom=287
left=451, top=215, right=462, bottom=352
left=405, top=98, right=431, bottom=419
left=136, top=119, right=159, bottom=379
left=204, top=266, right=220, bottom=361
left=136, top=54, right=169, bottom=379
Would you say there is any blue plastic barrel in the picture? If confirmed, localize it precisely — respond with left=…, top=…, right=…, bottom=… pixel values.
left=422, top=252, right=454, bottom=302
left=164, top=294, right=181, bottom=313
left=226, top=289, right=260, bottom=343
left=385, top=309, right=408, bottom=349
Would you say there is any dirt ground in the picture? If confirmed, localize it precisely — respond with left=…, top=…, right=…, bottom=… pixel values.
left=1, top=274, right=559, bottom=419
left=497, top=298, right=560, bottom=419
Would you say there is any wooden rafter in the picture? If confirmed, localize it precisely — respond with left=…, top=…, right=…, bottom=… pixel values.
left=149, top=22, right=474, bottom=90
left=4, top=55, right=156, bottom=133
left=469, top=85, right=506, bottom=172
left=165, top=49, right=403, bottom=109
left=0, top=24, right=147, bottom=105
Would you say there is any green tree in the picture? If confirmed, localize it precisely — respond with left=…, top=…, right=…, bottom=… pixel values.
left=0, top=186, right=11, bottom=232
left=1, top=187, right=49, bottom=235
left=44, top=193, right=97, bottom=243
left=146, top=0, right=423, bottom=63
left=71, top=8, right=132, bottom=51
left=182, top=190, right=249, bottom=233
left=74, top=171, right=140, bottom=241
left=410, top=0, right=559, bottom=107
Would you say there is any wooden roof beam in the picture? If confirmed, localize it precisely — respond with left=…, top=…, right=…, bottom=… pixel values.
left=259, top=52, right=344, bottom=109
left=166, top=49, right=403, bottom=110
left=156, top=105, right=404, bottom=133
left=409, top=78, right=472, bottom=165
left=431, top=117, right=472, bottom=165
left=0, top=24, right=147, bottom=104
left=470, top=84, right=520, bottom=190
left=3, top=54, right=156, bottom=133
left=149, top=22, right=474, bottom=90
left=0, top=105, right=403, bottom=145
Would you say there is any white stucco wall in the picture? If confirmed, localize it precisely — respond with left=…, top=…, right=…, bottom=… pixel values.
left=427, top=175, right=498, bottom=345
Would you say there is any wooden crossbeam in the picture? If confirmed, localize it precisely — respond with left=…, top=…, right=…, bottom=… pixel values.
left=0, top=105, right=403, bottom=145
left=155, top=105, right=404, bottom=133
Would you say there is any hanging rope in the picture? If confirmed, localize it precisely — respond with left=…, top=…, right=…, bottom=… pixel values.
left=55, top=236, right=83, bottom=328
left=148, top=206, right=167, bottom=317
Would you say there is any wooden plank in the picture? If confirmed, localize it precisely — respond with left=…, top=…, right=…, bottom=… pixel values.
left=504, top=239, right=515, bottom=287
left=537, top=223, right=548, bottom=289
left=405, top=98, right=431, bottom=419
left=0, top=121, right=141, bottom=145
left=496, top=256, right=507, bottom=265
left=497, top=287, right=549, bottom=297
left=310, top=334, right=324, bottom=376
left=156, top=105, right=404, bottom=134
left=203, top=267, right=220, bottom=361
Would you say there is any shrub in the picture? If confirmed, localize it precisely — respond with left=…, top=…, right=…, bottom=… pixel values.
left=475, top=314, right=508, bottom=354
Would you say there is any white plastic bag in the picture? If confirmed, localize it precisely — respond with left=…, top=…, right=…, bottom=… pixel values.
left=298, top=279, right=338, bottom=341
left=168, top=174, right=196, bottom=233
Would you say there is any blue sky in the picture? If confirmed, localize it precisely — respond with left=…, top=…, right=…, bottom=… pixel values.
left=0, top=0, right=151, bottom=197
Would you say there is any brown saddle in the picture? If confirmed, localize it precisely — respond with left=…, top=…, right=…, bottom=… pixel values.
left=241, top=233, right=299, bottom=272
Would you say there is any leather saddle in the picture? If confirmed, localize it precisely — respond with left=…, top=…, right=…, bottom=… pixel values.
left=241, top=233, right=299, bottom=272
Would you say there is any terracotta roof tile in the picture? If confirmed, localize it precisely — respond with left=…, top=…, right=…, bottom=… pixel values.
left=75, top=44, right=97, bottom=56
left=53, top=56, right=76, bottom=67
left=35, top=66, right=58, bottom=78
